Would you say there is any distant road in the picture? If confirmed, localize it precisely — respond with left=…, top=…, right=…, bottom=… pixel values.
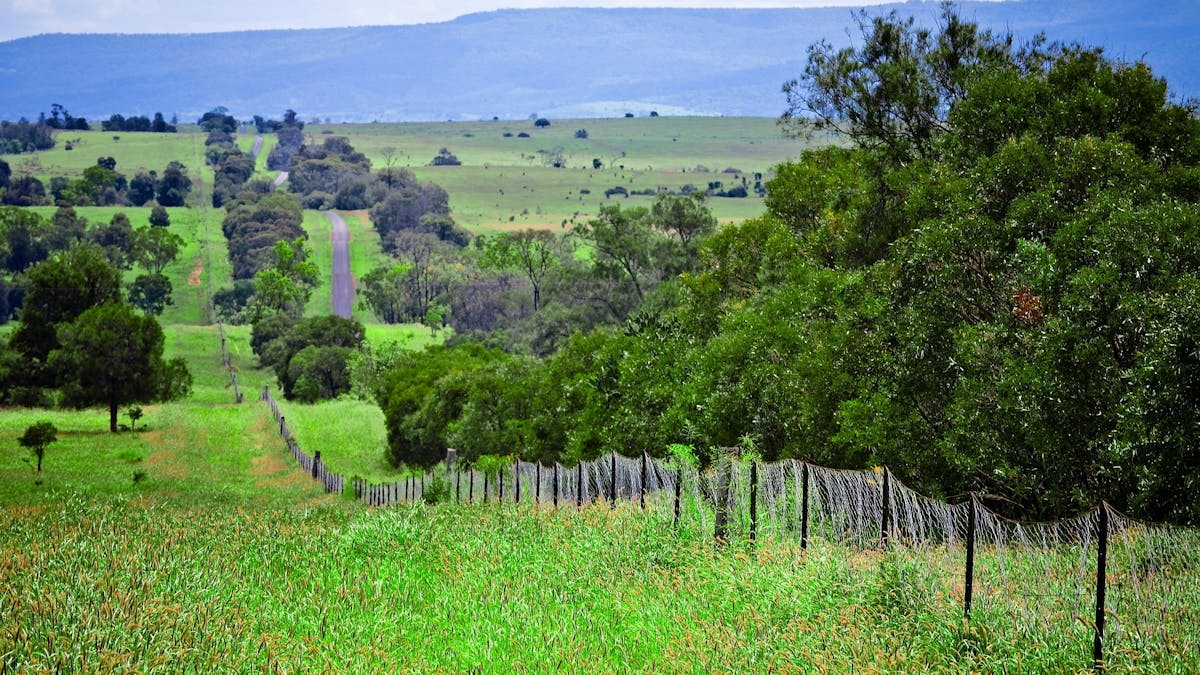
left=250, top=134, right=263, bottom=160
left=272, top=171, right=288, bottom=188
left=326, top=211, right=353, bottom=319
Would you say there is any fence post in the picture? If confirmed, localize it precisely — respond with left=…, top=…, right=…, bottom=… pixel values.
left=801, top=462, right=810, bottom=552
left=280, top=416, right=286, bottom=436
left=640, top=452, right=647, bottom=509
left=469, top=469, right=475, bottom=503
left=714, top=456, right=730, bottom=545
left=881, top=467, right=891, bottom=550
left=515, top=463, right=521, bottom=504
left=577, top=462, right=583, bottom=508
left=965, top=493, right=976, bottom=620
left=484, top=473, right=489, bottom=504
left=535, top=463, right=541, bottom=505
left=499, top=468, right=504, bottom=501
left=1093, top=503, right=1109, bottom=672
left=674, top=469, right=682, bottom=528
left=312, top=450, right=321, bottom=479
left=553, top=464, right=559, bottom=509
left=749, top=460, right=758, bottom=545
left=609, top=452, right=617, bottom=507
left=456, top=469, right=461, bottom=503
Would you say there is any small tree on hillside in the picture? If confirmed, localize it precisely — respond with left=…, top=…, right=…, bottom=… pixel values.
left=534, top=118, right=550, bottom=128
left=18, top=421, right=57, bottom=473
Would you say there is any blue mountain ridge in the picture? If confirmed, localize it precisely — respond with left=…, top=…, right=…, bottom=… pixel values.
left=0, top=0, right=1195, bottom=122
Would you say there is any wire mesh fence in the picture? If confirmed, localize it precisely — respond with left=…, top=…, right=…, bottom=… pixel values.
left=254, top=384, right=1198, bottom=669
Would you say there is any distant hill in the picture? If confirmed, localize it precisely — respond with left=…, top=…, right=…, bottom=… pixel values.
left=0, top=0, right=1196, bottom=123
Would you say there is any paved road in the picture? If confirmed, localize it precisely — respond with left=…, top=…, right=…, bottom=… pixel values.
left=272, top=171, right=289, bottom=187
left=325, top=211, right=353, bottom=318
left=250, top=134, right=264, bottom=160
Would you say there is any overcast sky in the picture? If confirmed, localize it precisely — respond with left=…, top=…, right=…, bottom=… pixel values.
left=1, top=0, right=907, bottom=42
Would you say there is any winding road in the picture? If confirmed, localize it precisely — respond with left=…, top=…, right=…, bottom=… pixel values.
left=325, top=211, right=354, bottom=319
left=250, top=134, right=264, bottom=160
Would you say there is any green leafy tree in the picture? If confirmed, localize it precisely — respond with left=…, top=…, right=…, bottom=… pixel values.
left=133, top=226, right=183, bottom=275
left=479, top=230, right=560, bottom=312
left=128, top=273, right=173, bottom=315
left=10, top=243, right=123, bottom=368
left=156, top=161, right=192, bottom=207
left=148, top=205, right=170, bottom=228
left=574, top=204, right=657, bottom=305
left=50, top=302, right=192, bottom=432
left=250, top=238, right=319, bottom=320
left=18, top=421, right=56, bottom=473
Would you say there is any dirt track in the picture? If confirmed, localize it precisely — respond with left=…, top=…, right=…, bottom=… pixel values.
left=325, top=211, right=353, bottom=318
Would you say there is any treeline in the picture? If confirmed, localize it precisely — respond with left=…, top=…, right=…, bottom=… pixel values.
left=0, top=119, right=54, bottom=154
left=0, top=156, right=192, bottom=208
left=369, top=9, right=1200, bottom=525
left=0, top=206, right=191, bottom=426
left=2, top=105, right=175, bottom=155
left=100, top=113, right=176, bottom=133
left=0, top=205, right=183, bottom=322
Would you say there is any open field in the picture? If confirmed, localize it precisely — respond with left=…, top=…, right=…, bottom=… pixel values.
left=302, top=116, right=822, bottom=230
left=2, top=118, right=817, bottom=232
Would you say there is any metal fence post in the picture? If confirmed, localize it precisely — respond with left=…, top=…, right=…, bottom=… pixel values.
left=1093, top=503, right=1109, bottom=671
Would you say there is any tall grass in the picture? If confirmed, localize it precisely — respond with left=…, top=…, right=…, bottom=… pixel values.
left=3, top=499, right=1192, bottom=672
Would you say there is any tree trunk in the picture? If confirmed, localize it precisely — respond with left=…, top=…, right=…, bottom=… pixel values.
left=110, top=402, right=119, bottom=433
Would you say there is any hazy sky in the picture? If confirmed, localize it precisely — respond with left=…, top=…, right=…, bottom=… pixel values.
left=1, top=0, right=905, bottom=42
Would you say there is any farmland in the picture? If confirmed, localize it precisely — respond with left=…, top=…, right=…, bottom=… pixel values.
left=3, top=109, right=1199, bottom=673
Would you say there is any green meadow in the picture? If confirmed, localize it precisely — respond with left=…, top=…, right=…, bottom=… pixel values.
left=300, top=116, right=823, bottom=229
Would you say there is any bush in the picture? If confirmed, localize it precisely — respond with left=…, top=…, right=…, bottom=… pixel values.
left=422, top=473, right=451, bottom=504
left=574, top=129, right=588, bottom=139
left=303, top=191, right=334, bottom=210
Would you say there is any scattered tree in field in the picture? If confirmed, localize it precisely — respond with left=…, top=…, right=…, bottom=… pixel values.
left=155, top=161, right=191, bottom=207
left=534, top=118, right=551, bottom=128
left=133, top=226, right=183, bottom=275
left=128, top=273, right=173, bottom=315
left=148, top=205, right=170, bottom=228
left=18, top=421, right=56, bottom=473
left=574, top=129, right=588, bottom=139
left=50, top=302, right=191, bottom=432
left=429, top=148, right=461, bottom=166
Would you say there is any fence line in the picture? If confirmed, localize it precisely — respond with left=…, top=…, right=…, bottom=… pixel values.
left=216, top=320, right=243, bottom=404
left=255, top=385, right=1197, bottom=669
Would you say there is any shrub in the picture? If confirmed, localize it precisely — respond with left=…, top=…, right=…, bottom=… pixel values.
left=423, top=473, right=451, bottom=504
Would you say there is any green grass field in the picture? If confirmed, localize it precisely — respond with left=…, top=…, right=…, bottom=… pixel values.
left=294, top=117, right=825, bottom=230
